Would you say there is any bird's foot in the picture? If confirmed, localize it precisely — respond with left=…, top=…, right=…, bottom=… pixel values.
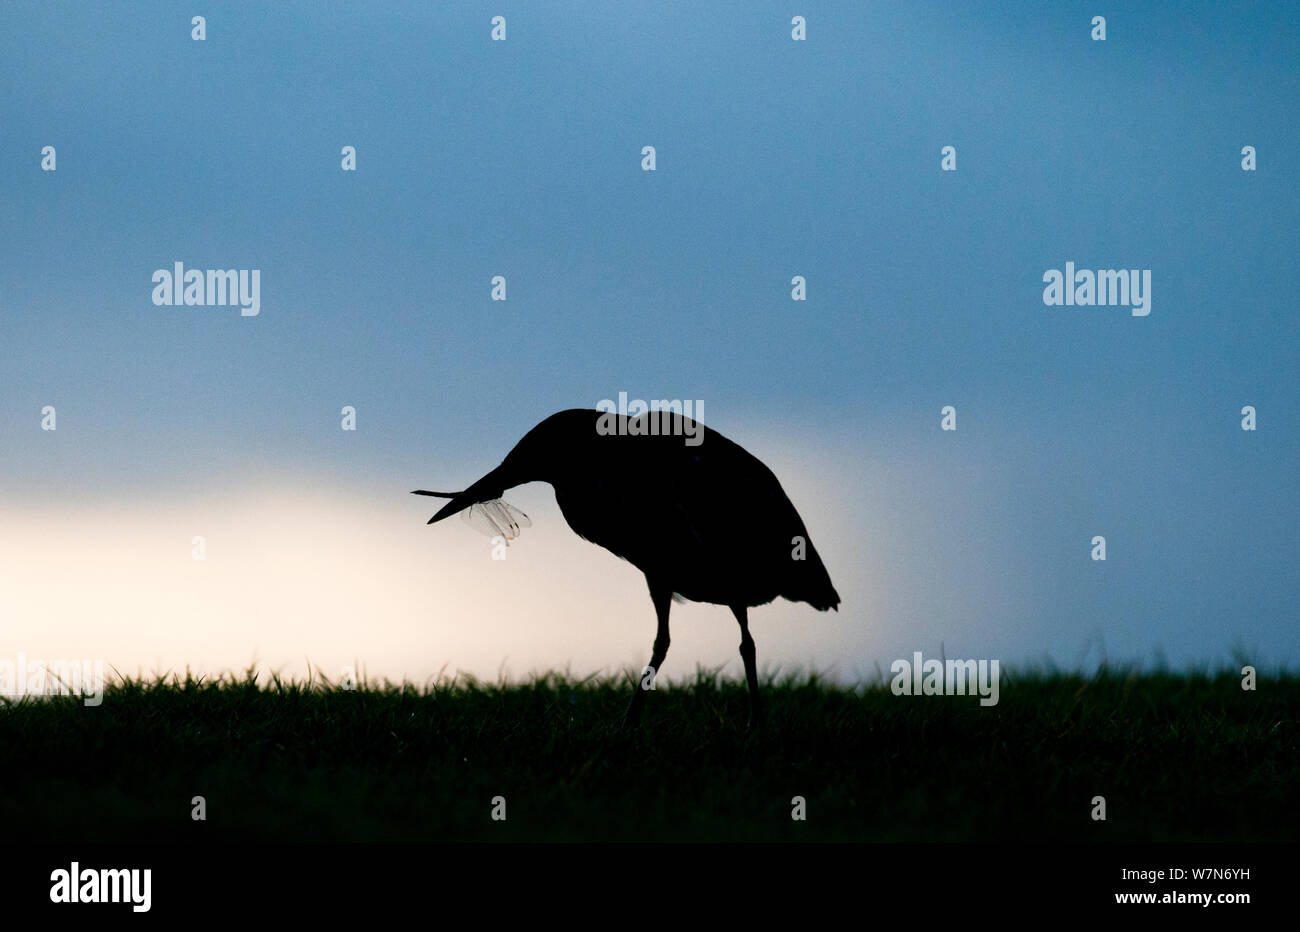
left=621, top=700, right=643, bottom=731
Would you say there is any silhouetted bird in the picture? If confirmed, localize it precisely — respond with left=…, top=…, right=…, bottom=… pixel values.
left=414, top=408, right=839, bottom=727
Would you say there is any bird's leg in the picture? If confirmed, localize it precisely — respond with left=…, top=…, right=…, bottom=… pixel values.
left=623, top=581, right=672, bottom=729
left=732, top=605, right=762, bottom=728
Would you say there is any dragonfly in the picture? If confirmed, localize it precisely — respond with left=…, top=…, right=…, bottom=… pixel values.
left=459, top=498, right=531, bottom=543
left=412, top=490, right=531, bottom=544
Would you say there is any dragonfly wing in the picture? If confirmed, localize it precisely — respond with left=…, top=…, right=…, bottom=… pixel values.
left=460, top=499, right=531, bottom=543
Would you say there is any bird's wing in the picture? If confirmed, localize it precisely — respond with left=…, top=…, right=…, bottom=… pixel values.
left=461, top=499, right=532, bottom=543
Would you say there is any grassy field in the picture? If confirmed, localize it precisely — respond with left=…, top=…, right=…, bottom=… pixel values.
left=1, top=668, right=1295, bottom=842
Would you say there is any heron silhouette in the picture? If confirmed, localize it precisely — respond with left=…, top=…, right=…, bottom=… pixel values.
left=414, top=408, right=839, bottom=727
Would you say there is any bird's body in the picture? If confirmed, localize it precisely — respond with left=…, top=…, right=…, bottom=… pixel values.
left=415, top=408, right=839, bottom=725
left=546, top=414, right=838, bottom=610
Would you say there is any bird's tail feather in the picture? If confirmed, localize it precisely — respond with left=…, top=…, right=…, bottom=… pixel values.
left=787, top=551, right=840, bottom=611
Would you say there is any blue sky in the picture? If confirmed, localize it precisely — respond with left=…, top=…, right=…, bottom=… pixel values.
left=2, top=2, right=1297, bottom=681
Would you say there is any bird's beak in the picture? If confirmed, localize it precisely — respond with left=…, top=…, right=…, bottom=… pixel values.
left=414, top=471, right=505, bottom=525
left=428, top=494, right=472, bottom=525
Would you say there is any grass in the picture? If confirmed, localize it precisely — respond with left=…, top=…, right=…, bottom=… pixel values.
left=1, top=667, right=1295, bottom=842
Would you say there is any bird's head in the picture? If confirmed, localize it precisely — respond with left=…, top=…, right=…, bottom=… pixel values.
left=414, top=409, right=600, bottom=524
